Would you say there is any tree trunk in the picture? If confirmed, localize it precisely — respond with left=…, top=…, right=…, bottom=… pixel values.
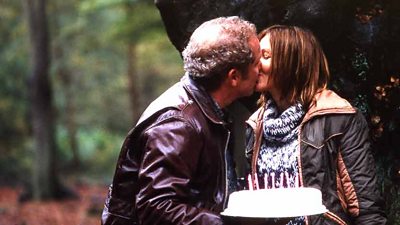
left=25, top=0, right=59, bottom=200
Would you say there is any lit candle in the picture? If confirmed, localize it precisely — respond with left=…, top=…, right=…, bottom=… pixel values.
left=248, top=174, right=254, bottom=191
left=254, top=174, right=260, bottom=190
left=264, top=173, right=268, bottom=189
left=285, top=171, right=289, bottom=188
left=271, top=172, right=275, bottom=188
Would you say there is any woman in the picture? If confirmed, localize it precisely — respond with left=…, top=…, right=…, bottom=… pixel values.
left=245, top=25, right=386, bottom=224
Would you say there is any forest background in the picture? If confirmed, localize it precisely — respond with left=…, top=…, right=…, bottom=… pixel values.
left=0, top=0, right=182, bottom=224
left=0, top=0, right=399, bottom=224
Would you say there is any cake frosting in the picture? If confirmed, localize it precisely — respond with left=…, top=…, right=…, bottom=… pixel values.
left=221, top=187, right=327, bottom=218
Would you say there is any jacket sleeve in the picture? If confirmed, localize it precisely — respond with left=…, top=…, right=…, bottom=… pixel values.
left=339, top=111, right=387, bottom=224
left=135, top=116, right=223, bottom=225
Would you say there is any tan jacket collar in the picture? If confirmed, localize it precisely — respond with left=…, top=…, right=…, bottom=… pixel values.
left=302, top=89, right=356, bottom=124
left=246, top=89, right=356, bottom=129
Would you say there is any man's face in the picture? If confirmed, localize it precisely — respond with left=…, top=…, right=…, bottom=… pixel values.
left=236, top=35, right=261, bottom=97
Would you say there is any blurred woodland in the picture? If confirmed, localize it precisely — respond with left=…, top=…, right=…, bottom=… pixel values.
left=0, top=0, right=399, bottom=224
left=0, top=0, right=182, bottom=223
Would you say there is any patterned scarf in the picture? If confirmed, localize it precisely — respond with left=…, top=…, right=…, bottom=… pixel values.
left=257, top=99, right=306, bottom=225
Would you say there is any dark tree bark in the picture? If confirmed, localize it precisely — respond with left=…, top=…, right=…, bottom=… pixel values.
left=155, top=0, right=353, bottom=53
left=25, top=0, right=61, bottom=200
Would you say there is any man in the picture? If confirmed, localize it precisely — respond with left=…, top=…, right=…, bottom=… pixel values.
left=101, top=16, right=261, bottom=225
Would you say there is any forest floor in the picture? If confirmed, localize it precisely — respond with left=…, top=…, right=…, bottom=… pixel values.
left=0, top=182, right=108, bottom=225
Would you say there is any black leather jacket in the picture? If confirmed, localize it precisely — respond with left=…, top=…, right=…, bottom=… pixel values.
left=101, top=75, right=231, bottom=225
left=246, top=90, right=387, bottom=225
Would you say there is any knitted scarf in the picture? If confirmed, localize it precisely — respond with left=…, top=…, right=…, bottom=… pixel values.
left=257, top=99, right=306, bottom=225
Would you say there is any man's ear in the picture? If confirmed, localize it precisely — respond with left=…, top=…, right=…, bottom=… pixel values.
left=227, top=68, right=241, bottom=87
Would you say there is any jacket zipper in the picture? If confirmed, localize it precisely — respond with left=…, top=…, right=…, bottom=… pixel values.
left=223, top=130, right=231, bottom=208
left=297, top=123, right=310, bottom=225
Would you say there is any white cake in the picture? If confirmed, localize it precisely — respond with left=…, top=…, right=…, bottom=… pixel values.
left=221, top=187, right=327, bottom=218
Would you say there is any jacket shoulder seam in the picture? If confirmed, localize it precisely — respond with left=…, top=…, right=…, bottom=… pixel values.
left=301, top=132, right=343, bottom=149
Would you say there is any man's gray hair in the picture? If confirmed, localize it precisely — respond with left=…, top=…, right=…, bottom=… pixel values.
left=182, top=16, right=257, bottom=80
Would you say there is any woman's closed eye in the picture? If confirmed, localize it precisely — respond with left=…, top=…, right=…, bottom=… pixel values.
left=262, top=49, right=271, bottom=59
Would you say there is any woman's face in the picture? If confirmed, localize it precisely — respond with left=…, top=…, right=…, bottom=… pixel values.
left=256, top=34, right=274, bottom=93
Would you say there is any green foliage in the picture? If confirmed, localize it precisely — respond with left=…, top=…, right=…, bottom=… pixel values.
left=0, top=1, right=31, bottom=185
left=57, top=126, right=123, bottom=176
left=0, top=0, right=183, bottom=185
left=0, top=139, right=33, bottom=185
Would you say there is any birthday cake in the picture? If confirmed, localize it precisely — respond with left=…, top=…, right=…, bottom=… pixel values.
left=221, top=187, right=327, bottom=218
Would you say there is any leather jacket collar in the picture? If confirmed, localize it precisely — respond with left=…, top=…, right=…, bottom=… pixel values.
left=134, top=74, right=227, bottom=130
left=182, top=74, right=227, bottom=125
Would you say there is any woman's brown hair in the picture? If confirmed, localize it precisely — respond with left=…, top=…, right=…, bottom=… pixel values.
left=258, top=25, right=330, bottom=109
